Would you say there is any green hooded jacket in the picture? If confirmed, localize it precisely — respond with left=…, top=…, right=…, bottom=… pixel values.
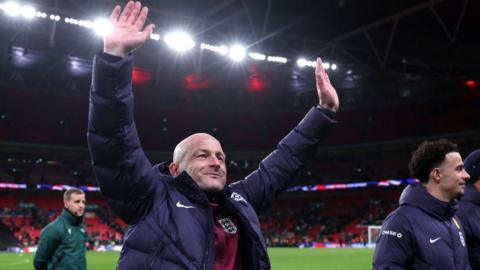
left=33, top=209, right=87, bottom=270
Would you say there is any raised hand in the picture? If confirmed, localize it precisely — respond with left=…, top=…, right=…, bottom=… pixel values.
left=104, top=1, right=155, bottom=58
left=315, top=58, right=339, bottom=112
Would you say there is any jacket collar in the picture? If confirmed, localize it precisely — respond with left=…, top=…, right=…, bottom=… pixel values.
left=399, top=183, right=458, bottom=220
left=462, top=184, right=480, bottom=205
left=173, top=171, right=211, bottom=207
left=62, top=208, right=83, bottom=226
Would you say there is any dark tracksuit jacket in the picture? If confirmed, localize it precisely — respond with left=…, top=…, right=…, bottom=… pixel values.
left=33, top=209, right=87, bottom=270
left=373, top=183, right=470, bottom=270
left=458, top=184, right=480, bottom=269
left=87, top=52, right=336, bottom=269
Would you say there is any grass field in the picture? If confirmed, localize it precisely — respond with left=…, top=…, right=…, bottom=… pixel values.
left=0, top=248, right=374, bottom=270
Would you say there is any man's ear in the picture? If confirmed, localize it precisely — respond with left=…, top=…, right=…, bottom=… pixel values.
left=430, top=168, right=442, bottom=183
left=169, top=163, right=179, bottom=177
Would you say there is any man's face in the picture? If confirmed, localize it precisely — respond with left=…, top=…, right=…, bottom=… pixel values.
left=64, top=193, right=86, bottom=217
left=437, top=152, right=470, bottom=199
left=179, top=136, right=227, bottom=192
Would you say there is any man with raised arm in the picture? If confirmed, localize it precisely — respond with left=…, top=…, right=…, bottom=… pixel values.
left=87, top=1, right=339, bottom=269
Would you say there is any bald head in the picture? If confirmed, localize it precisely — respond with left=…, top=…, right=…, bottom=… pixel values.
left=173, top=133, right=219, bottom=163
left=169, top=133, right=227, bottom=192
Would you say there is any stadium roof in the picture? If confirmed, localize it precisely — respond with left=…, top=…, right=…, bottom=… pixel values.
left=2, top=1, right=478, bottom=71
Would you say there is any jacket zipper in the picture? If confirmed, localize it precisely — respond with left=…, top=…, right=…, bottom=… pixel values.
left=202, top=207, right=213, bottom=270
left=226, top=198, right=269, bottom=269
left=446, top=219, right=459, bottom=270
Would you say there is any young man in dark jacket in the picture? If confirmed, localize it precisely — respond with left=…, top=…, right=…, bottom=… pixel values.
left=33, top=188, right=87, bottom=270
left=458, top=149, right=480, bottom=269
left=87, top=2, right=339, bottom=269
left=372, top=139, right=471, bottom=270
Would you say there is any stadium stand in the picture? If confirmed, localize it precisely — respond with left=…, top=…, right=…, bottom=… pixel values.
left=0, top=82, right=479, bottom=250
left=1, top=187, right=402, bottom=249
left=0, top=191, right=126, bottom=248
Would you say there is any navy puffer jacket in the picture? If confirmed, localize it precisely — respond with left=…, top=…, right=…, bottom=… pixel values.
left=373, top=183, right=470, bottom=270
left=87, top=52, right=336, bottom=270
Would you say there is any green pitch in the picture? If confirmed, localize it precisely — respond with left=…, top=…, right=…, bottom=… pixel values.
left=0, top=248, right=374, bottom=270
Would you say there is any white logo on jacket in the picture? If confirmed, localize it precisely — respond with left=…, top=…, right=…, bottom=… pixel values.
left=381, top=230, right=402, bottom=238
left=429, top=237, right=441, bottom=243
left=230, top=192, right=246, bottom=202
left=218, top=218, right=237, bottom=234
left=459, top=231, right=466, bottom=247
left=176, top=201, right=195, bottom=209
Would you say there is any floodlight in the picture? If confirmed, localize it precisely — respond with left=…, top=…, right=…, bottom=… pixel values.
left=150, top=33, right=160, bottom=41
left=200, top=43, right=228, bottom=55
left=163, top=31, right=195, bottom=52
left=93, top=18, right=112, bottom=37
left=267, top=56, right=287, bottom=63
left=248, top=52, right=266, bottom=61
left=36, top=11, right=46, bottom=18
left=21, top=5, right=35, bottom=19
left=297, top=58, right=307, bottom=67
left=228, top=44, right=246, bottom=62
left=297, top=58, right=317, bottom=68
left=2, top=1, right=21, bottom=17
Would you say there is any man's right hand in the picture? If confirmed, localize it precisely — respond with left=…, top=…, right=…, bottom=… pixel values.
left=104, top=1, right=155, bottom=58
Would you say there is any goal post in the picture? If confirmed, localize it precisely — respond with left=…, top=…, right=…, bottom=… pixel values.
left=367, top=225, right=382, bottom=248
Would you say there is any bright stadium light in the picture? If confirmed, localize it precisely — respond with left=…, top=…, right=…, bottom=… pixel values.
left=248, top=52, right=266, bottom=61
left=21, top=5, right=35, bottom=19
left=331, top=63, right=337, bottom=70
left=228, top=44, right=246, bottom=62
left=49, top=14, right=60, bottom=21
left=200, top=43, right=228, bottom=55
left=81, top=20, right=93, bottom=28
left=296, top=58, right=307, bottom=68
left=150, top=33, right=160, bottom=41
left=2, top=1, right=21, bottom=17
left=323, top=62, right=330, bottom=70
left=267, top=56, right=288, bottom=63
left=36, top=11, right=47, bottom=18
left=93, top=18, right=112, bottom=37
left=163, top=31, right=195, bottom=52
left=296, top=58, right=316, bottom=68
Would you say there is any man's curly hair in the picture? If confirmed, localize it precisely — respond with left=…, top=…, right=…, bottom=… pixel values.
left=408, top=139, right=458, bottom=183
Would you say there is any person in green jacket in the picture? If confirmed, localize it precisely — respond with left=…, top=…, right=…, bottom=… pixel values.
left=33, top=188, right=88, bottom=270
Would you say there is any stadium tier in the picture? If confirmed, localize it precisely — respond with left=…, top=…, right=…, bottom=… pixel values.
left=0, top=87, right=478, bottom=150
left=1, top=187, right=401, bottom=250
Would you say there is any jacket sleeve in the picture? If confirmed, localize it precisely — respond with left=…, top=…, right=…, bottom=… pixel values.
left=372, top=211, right=414, bottom=270
left=33, top=225, right=62, bottom=270
left=87, top=52, right=163, bottom=224
left=228, top=106, right=336, bottom=214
